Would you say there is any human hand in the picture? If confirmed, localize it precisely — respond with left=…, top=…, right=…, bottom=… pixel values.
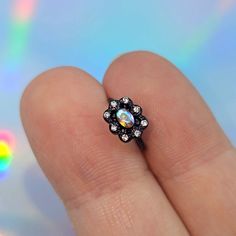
left=21, top=52, right=236, bottom=236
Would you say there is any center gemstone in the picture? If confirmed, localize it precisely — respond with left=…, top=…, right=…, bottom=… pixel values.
left=116, top=108, right=134, bottom=128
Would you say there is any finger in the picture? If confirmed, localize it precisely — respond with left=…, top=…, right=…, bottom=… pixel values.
left=21, top=66, right=189, bottom=236
left=103, top=51, right=236, bottom=235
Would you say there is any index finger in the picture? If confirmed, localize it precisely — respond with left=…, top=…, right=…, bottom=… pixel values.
left=103, top=51, right=236, bottom=235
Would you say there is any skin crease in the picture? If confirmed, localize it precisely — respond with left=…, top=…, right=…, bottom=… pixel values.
left=20, top=51, right=236, bottom=236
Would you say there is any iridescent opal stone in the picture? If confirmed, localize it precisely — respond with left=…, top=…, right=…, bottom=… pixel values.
left=116, top=109, right=134, bottom=128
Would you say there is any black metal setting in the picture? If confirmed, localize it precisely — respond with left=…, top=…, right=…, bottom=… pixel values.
left=103, top=97, right=149, bottom=147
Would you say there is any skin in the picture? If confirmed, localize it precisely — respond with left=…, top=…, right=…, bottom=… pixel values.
left=20, top=51, right=236, bottom=236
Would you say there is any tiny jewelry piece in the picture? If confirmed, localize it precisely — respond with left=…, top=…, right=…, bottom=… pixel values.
left=103, top=97, right=149, bottom=149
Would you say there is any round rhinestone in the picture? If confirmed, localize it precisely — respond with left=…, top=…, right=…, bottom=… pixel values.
left=141, top=120, right=148, bottom=127
left=121, top=134, right=129, bottom=142
left=116, top=109, right=134, bottom=128
left=134, top=130, right=141, bottom=137
left=111, top=124, right=117, bottom=132
left=122, top=97, right=129, bottom=104
left=110, top=100, right=117, bottom=108
left=133, top=106, right=140, bottom=113
left=104, top=111, right=110, bottom=119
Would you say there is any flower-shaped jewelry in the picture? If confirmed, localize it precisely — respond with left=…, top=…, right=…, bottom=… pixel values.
left=103, top=97, right=149, bottom=143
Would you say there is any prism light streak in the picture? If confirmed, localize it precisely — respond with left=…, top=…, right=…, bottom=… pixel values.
left=2, top=0, right=37, bottom=83
left=0, top=141, right=12, bottom=172
left=0, top=131, right=15, bottom=176
left=218, top=0, right=236, bottom=14
left=178, top=0, right=236, bottom=65
left=8, top=0, right=37, bottom=62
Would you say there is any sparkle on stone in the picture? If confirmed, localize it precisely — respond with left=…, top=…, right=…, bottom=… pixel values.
left=133, top=106, right=140, bottom=113
left=110, top=100, right=117, bottom=107
left=122, top=97, right=129, bottom=104
left=134, top=130, right=141, bottom=137
left=111, top=125, right=117, bottom=131
left=104, top=111, right=110, bottom=119
left=141, top=120, right=148, bottom=127
left=116, top=109, right=134, bottom=128
left=121, top=134, right=129, bottom=142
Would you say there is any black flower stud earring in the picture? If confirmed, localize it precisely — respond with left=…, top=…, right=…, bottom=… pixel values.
left=103, top=97, right=148, bottom=149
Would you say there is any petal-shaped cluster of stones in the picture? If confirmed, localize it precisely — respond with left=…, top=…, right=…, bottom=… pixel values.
left=103, top=97, right=148, bottom=143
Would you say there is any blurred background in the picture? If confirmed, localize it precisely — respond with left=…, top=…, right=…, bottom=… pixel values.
left=0, top=0, right=236, bottom=235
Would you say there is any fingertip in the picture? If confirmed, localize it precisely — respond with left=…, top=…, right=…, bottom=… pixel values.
left=103, top=50, right=232, bottom=179
left=21, top=66, right=100, bottom=122
left=20, top=66, right=108, bottom=192
left=103, top=50, right=183, bottom=88
left=20, top=65, right=147, bottom=203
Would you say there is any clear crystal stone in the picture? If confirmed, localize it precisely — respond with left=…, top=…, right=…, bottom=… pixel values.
left=141, top=120, right=148, bottom=127
left=121, top=134, right=129, bottom=142
left=134, top=130, right=141, bottom=137
left=110, top=100, right=117, bottom=108
left=122, top=97, right=129, bottom=104
left=111, top=124, right=117, bottom=131
left=104, top=111, right=110, bottom=118
left=133, top=106, right=140, bottom=113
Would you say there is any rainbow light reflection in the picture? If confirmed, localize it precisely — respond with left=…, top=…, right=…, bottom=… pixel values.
left=178, top=0, right=236, bottom=65
left=0, top=130, right=15, bottom=177
left=0, top=141, right=12, bottom=172
left=2, top=0, right=38, bottom=85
